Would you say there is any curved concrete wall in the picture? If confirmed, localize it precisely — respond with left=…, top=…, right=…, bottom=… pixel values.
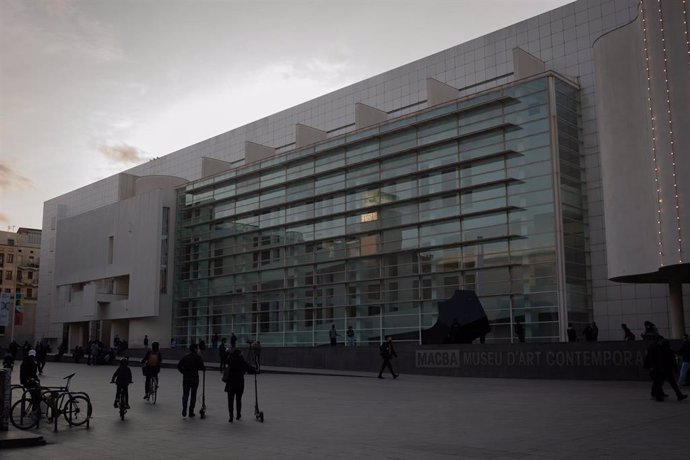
left=594, top=0, right=690, bottom=281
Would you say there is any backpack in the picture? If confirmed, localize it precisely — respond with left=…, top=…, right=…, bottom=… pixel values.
left=147, top=352, right=160, bottom=368
left=379, top=343, right=388, bottom=356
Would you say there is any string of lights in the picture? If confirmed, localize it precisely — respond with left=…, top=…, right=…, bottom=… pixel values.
left=640, top=1, right=665, bottom=265
left=657, top=0, right=683, bottom=263
left=684, top=0, right=690, bottom=65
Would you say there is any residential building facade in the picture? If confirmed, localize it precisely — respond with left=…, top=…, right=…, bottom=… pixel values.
left=0, top=228, right=41, bottom=346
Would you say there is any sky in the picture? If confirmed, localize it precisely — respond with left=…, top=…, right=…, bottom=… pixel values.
left=0, top=0, right=572, bottom=230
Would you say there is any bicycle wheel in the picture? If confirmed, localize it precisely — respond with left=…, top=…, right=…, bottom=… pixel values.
left=151, top=376, right=158, bottom=405
left=10, top=398, right=39, bottom=430
left=63, top=394, right=92, bottom=426
left=119, top=394, right=126, bottom=420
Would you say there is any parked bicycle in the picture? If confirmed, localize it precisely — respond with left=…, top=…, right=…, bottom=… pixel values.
left=11, top=372, right=92, bottom=431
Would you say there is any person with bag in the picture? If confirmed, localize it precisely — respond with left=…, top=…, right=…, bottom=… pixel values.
left=222, top=347, right=256, bottom=423
left=645, top=336, right=687, bottom=402
left=377, top=336, right=399, bottom=379
left=142, top=341, right=162, bottom=400
left=177, top=343, right=206, bottom=418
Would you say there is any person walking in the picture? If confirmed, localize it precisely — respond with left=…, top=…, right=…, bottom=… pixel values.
left=86, top=340, right=98, bottom=366
left=230, top=332, right=237, bottom=348
left=378, top=336, right=399, bottom=379
left=223, top=347, right=256, bottom=423
left=253, top=341, right=262, bottom=373
left=177, top=343, right=206, bottom=418
left=329, top=324, right=339, bottom=346
left=143, top=335, right=149, bottom=348
left=591, top=322, right=599, bottom=341
left=646, top=337, right=687, bottom=402
left=142, top=341, right=162, bottom=400
left=677, top=334, right=690, bottom=386
left=621, top=323, right=635, bottom=341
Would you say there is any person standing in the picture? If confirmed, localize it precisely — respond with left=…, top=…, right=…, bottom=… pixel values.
left=377, top=336, right=399, bottom=379
left=677, top=334, right=690, bottom=387
left=642, top=321, right=659, bottom=341
left=143, top=335, right=149, bottom=348
left=36, top=342, right=47, bottom=375
left=346, top=326, right=355, bottom=347
left=219, top=338, right=228, bottom=374
left=329, top=324, right=339, bottom=346
left=142, top=342, right=162, bottom=400
left=230, top=332, right=237, bottom=348
left=8, top=340, right=19, bottom=360
left=20, top=349, right=41, bottom=413
left=223, top=347, right=256, bottom=423
left=567, top=323, right=577, bottom=342
left=177, top=344, right=206, bottom=418
left=212, top=333, right=219, bottom=349
left=591, top=322, right=599, bottom=341
left=514, top=319, right=525, bottom=343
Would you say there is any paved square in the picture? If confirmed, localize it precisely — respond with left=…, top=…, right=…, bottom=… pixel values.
left=3, top=361, right=688, bottom=459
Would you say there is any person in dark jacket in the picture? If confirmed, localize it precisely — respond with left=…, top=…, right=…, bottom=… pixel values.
left=20, top=349, right=41, bottom=412
left=111, top=358, right=133, bottom=409
left=177, top=344, right=206, bottom=418
left=567, top=323, right=577, bottom=342
left=647, top=338, right=687, bottom=402
left=621, top=323, right=635, bottom=341
left=223, top=347, right=256, bottom=423
left=378, top=336, right=399, bottom=379
left=676, top=334, right=690, bottom=386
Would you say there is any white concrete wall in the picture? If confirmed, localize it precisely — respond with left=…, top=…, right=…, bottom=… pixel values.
left=47, top=179, right=180, bottom=346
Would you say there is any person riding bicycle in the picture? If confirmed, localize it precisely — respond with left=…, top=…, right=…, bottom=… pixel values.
left=111, top=358, right=133, bottom=409
left=142, top=341, right=162, bottom=400
left=19, top=349, right=41, bottom=413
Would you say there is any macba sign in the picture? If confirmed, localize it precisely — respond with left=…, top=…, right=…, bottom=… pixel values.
left=416, top=349, right=646, bottom=368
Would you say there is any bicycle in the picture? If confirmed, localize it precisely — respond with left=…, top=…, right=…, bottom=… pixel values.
left=11, top=373, right=92, bottom=431
left=146, top=375, right=158, bottom=405
left=112, top=382, right=128, bottom=420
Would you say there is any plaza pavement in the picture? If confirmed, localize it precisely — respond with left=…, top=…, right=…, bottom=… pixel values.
left=2, top=360, right=688, bottom=459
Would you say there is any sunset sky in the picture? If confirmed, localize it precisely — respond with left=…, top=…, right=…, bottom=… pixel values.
left=0, top=0, right=571, bottom=230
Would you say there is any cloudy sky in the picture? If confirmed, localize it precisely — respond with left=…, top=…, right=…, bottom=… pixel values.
left=0, top=0, right=571, bottom=230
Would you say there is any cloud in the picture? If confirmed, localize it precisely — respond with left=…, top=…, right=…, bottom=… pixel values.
left=0, top=163, right=34, bottom=190
left=97, top=143, right=150, bottom=164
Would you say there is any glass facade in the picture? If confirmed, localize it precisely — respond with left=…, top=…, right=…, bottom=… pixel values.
left=174, top=74, right=589, bottom=347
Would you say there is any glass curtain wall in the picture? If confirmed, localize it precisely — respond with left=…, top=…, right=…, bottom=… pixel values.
left=174, top=74, right=588, bottom=347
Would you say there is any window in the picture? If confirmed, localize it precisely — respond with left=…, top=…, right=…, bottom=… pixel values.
left=28, top=271, right=33, bottom=280
left=108, top=236, right=114, bottom=264
left=27, top=288, right=33, bottom=299
left=5, top=271, right=12, bottom=281
left=7, top=254, right=13, bottom=263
